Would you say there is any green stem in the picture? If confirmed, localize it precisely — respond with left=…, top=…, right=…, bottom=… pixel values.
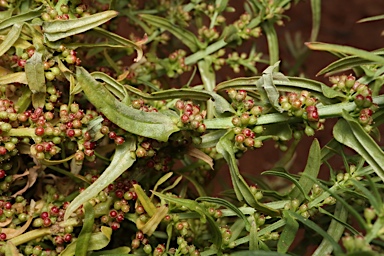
left=204, top=95, right=384, bottom=129
left=185, top=39, right=227, bottom=65
left=5, top=128, right=35, bottom=137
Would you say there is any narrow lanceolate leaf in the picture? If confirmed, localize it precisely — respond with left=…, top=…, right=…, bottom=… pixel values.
left=92, top=28, right=144, bottom=62
left=77, top=67, right=180, bottom=142
left=262, top=21, right=279, bottom=67
left=133, top=184, right=157, bottom=217
left=289, top=139, right=320, bottom=203
left=358, top=14, right=384, bottom=23
left=64, top=138, right=136, bottom=220
left=262, top=170, right=309, bottom=201
left=313, top=202, right=348, bottom=256
left=140, top=14, right=202, bottom=52
left=306, top=42, right=384, bottom=65
left=0, top=23, right=22, bottom=56
left=43, top=10, right=118, bottom=41
left=316, top=52, right=384, bottom=76
left=60, top=226, right=112, bottom=256
left=0, top=72, right=27, bottom=85
left=215, top=76, right=324, bottom=93
left=249, top=219, right=259, bottom=250
left=277, top=211, right=299, bottom=253
left=25, top=52, right=46, bottom=109
left=140, top=205, right=168, bottom=236
left=153, top=191, right=223, bottom=249
left=216, top=131, right=280, bottom=217
left=196, top=196, right=251, bottom=231
left=309, top=0, right=321, bottom=42
left=333, top=111, right=384, bottom=182
left=75, top=202, right=94, bottom=256
left=287, top=211, right=343, bottom=255
left=0, top=6, right=43, bottom=30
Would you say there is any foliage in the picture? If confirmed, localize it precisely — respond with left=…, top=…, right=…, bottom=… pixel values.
left=0, top=0, right=382, bottom=255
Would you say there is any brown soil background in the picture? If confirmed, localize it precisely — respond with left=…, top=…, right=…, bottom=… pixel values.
left=234, top=1, right=384, bottom=253
left=237, top=0, right=384, bottom=178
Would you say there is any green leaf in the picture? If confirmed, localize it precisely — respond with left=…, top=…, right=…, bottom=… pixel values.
left=231, top=251, right=290, bottom=256
left=289, top=139, right=321, bottom=203
left=333, top=111, right=384, bottom=182
left=92, top=28, right=144, bottom=62
left=321, top=84, right=347, bottom=99
left=358, top=14, right=384, bottom=23
left=139, top=205, right=168, bottom=236
left=262, top=170, right=309, bottom=201
left=287, top=211, right=343, bottom=255
left=316, top=51, right=384, bottom=76
left=140, top=14, right=203, bottom=52
left=196, top=196, right=251, bottom=231
left=262, top=21, right=279, bottom=67
left=216, top=131, right=280, bottom=217
left=91, top=71, right=127, bottom=101
left=152, top=88, right=235, bottom=115
left=153, top=191, right=222, bottom=249
left=198, top=59, right=215, bottom=118
left=277, top=210, right=299, bottom=253
left=77, top=67, right=180, bottom=142
left=90, top=247, right=131, bottom=256
left=25, top=51, right=46, bottom=109
left=305, top=174, right=368, bottom=230
left=4, top=241, right=18, bottom=256
left=64, top=138, right=136, bottom=220
left=0, top=72, right=27, bottom=85
left=258, top=62, right=283, bottom=112
left=262, top=123, right=292, bottom=141
left=249, top=218, right=258, bottom=250
left=309, top=0, right=321, bottom=42
left=0, top=6, right=43, bottom=30
left=197, top=130, right=227, bottom=148
left=215, top=75, right=331, bottom=103
left=150, top=172, right=174, bottom=200
left=60, top=226, right=112, bottom=256
left=350, top=179, right=381, bottom=211
left=306, top=42, right=384, bottom=65
left=43, top=10, right=118, bottom=41
left=0, top=23, right=22, bottom=56
left=133, top=184, right=157, bottom=217
left=317, top=207, right=358, bottom=235
left=75, top=202, right=94, bottom=256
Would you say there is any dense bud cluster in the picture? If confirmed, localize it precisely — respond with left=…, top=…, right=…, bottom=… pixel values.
left=329, top=74, right=377, bottom=131
left=176, top=100, right=207, bottom=133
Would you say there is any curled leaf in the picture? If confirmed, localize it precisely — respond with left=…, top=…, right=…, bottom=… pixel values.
left=77, top=67, right=179, bottom=142
left=43, top=10, right=118, bottom=41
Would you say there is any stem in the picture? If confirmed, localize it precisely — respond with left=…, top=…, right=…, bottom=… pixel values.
left=4, top=128, right=35, bottom=137
left=185, top=39, right=227, bottom=65
left=204, top=95, right=384, bottom=129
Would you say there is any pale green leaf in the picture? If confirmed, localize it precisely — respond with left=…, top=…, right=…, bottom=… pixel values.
left=64, top=138, right=136, bottom=220
left=43, top=11, right=118, bottom=41
left=77, top=67, right=180, bottom=142
left=0, top=23, right=22, bottom=56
